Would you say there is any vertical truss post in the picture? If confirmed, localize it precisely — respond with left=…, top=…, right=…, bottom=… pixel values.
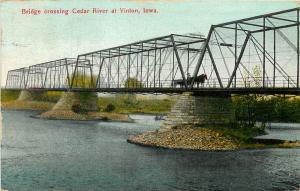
left=207, top=45, right=223, bottom=88
left=89, top=60, right=94, bottom=89
left=263, top=17, right=266, bottom=88
left=172, top=49, right=175, bottom=83
left=273, top=30, right=276, bottom=88
left=227, top=33, right=251, bottom=88
left=136, top=52, right=139, bottom=88
left=47, top=66, right=52, bottom=88
left=154, top=41, right=157, bottom=88
left=187, top=44, right=190, bottom=76
left=234, top=23, right=237, bottom=87
left=65, top=59, right=71, bottom=89
left=19, top=70, right=24, bottom=88
left=170, top=35, right=188, bottom=89
left=96, top=56, right=105, bottom=88
left=58, top=61, right=61, bottom=88
left=20, top=68, right=26, bottom=89
left=25, top=66, right=31, bottom=89
left=23, top=69, right=28, bottom=88
left=11, top=74, right=14, bottom=88
left=70, top=56, right=80, bottom=89
left=118, top=49, right=120, bottom=88
left=53, top=63, right=57, bottom=88
left=108, top=51, right=111, bottom=88
left=33, top=67, right=36, bottom=87
left=191, top=26, right=214, bottom=88
left=159, top=49, right=161, bottom=88
left=147, top=51, right=149, bottom=88
left=130, top=46, right=132, bottom=81
left=43, top=66, right=49, bottom=88
left=128, top=48, right=130, bottom=82
left=140, top=44, right=143, bottom=88
left=297, top=9, right=299, bottom=88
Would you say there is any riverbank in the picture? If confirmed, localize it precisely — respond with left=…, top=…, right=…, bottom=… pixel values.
left=1, top=100, right=55, bottom=111
left=98, top=96, right=175, bottom=114
left=128, top=126, right=300, bottom=151
left=1, top=100, right=132, bottom=122
left=37, top=110, right=132, bottom=122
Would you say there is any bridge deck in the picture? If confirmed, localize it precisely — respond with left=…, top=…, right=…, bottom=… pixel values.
left=5, top=87, right=300, bottom=95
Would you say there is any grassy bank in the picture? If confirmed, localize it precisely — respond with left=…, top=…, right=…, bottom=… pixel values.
left=98, top=95, right=175, bottom=114
left=1, top=90, right=131, bottom=122
left=1, top=90, right=21, bottom=102
left=1, top=100, right=55, bottom=111
left=1, top=90, right=60, bottom=111
left=3, top=90, right=299, bottom=123
left=208, top=124, right=265, bottom=144
left=1, top=89, right=62, bottom=103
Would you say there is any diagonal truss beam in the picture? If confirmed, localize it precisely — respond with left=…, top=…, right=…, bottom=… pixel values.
left=190, top=26, right=214, bottom=88
left=170, top=35, right=188, bottom=89
left=207, top=45, right=223, bottom=88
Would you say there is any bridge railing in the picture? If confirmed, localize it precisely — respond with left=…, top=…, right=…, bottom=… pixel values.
left=84, top=76, right=299, bottom=89
left=221, top=76, right=298, bottom=89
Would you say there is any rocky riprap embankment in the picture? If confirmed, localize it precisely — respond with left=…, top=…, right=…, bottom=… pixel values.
left=128, top=127, right=239, bottom=151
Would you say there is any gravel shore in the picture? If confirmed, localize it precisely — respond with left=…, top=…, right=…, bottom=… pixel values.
left=128, top=127, right=239, bottom=151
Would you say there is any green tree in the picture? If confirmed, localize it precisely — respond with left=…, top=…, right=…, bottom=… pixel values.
left=252, top=64, right=262, bottom=87
left=69, top=73, right=97, bottom=88
left=124, top=78, right=143, bottom=88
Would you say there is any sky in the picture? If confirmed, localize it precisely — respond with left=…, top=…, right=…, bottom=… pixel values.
left=0, top=0, right=299, bottom=86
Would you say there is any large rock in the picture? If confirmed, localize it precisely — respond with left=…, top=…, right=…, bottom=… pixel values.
left=161, top=92, right=233, bottom=129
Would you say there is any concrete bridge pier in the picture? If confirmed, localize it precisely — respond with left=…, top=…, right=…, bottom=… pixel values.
left=161, top=92, right=233, bottom=130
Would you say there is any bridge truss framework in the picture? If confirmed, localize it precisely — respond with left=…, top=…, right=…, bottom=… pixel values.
left=5, top=8, right=300, bottom=95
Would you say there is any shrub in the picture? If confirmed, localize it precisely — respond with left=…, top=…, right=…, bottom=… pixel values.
left=104, top=103, right=116, bottom=112
left=72, top=103, right=81, bottom=113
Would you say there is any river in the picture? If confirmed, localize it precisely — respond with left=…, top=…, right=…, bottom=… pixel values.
left=1, top=110, right=300, bottom=191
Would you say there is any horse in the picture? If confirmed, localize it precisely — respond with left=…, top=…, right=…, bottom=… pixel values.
left=193, top=74, right=207, bottom=88
left=171, top=74, right=207, bottom=88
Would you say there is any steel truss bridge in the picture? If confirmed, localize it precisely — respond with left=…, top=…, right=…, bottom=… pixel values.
left=5, top=8, right=300, bottom=95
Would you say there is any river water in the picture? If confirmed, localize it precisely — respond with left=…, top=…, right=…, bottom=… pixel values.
left=1, top=110, right=300, bottom=191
